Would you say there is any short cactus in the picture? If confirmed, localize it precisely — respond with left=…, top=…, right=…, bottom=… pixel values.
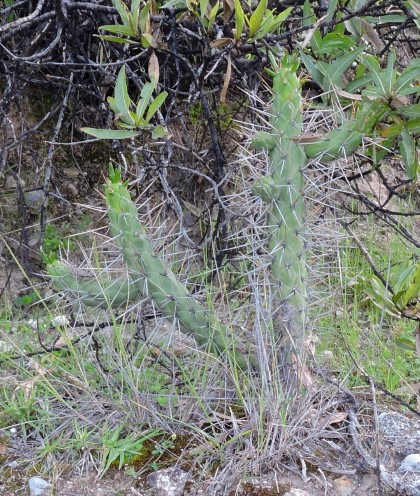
left=48, top=168, right=256, bottom=370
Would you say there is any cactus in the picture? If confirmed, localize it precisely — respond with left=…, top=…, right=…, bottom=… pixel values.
left=252, top=55, right=308, bottom=366
left=252, top=55, right=390, bottom=370
left=48, top=168, right=256, bottom=370
left=48, top=260, right=142, bottom=309
left=304, top=100, right=388, bottom=161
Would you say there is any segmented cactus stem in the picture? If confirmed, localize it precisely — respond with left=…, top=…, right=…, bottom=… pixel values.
left=252, top=55, right=308, bottom=365
left=48, top=260, right=141, bottom=308
left=104, top=174, right=256, bottom=370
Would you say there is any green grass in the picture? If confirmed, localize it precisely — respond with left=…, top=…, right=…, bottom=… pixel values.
left=317, top=217, right=420, bottom=392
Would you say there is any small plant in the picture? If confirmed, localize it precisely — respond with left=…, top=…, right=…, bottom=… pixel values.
left=82, top=65, right=168, bottom=140
left=98, top=0, right=154, bottom=47
left=98, top=425, right=162, bottom=477
left=233, top=0, right=292, bottom=43
left=41, top=223, right=75, bottom=263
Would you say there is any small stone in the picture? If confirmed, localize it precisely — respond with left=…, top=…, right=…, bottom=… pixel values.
left=24, top=190, right=44, bottom=208
left=63, top=167, right=80, bottom=178
left=29, top=477, right=51, bottom=496
left=65, top=182, right=79, bottom=198
left=398, top=454, right=420, bottom=474
left=284, top=489, right=310, bottom=496
left=331, top=475, right=355, bottom=496
left=4, top=175, right=17, bottom=189
left=147, top=467, right=189, bottom=496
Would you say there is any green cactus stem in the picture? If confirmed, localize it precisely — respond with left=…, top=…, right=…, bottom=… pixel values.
left=304, top=100, right=388, bottom=161
left=48, top=260, right=142, bottom=309
left=103, top=168, right=256, bottom=370
left=252, top=55, right=308, bottom=367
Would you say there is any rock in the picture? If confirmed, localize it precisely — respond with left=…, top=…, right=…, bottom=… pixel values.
left=398, top=454, right=420, bottom=474
left=24, top=189, right=44, bottom=208
left=331, top=475, right=355, bottom=496
left=147, top=467, right=190, bottom=496
left=284, top=489, right=310, bottom=496
left=4, top=175, right=17, bottom=189
left=64, top=181, right=79, bottom=198
left=378, top=411, right=420, bottom=456
left=28, top=477, right=51, bottom=496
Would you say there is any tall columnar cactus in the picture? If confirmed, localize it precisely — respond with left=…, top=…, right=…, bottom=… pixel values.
left=251, top=55, right=391, bottom=369
left=49, top=168, right=256, bottom=371
left=252, top=55, right=308, bottom=365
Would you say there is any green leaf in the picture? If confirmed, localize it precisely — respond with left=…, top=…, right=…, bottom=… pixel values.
left=394, top=58, right=420, bottom=95
left=320, top=44, right=366, bottom=90
left=363, top=55, right=388, bottom=97
left=199, top=0, right=210, bottom=19
left=139, top=1, right=150, bottom=35
left=107, top=96, right=119, bottom=116
left=136, top=82, right=154, bottom=121
left=112, top=0, right=131, bottom=26
left=317, top=33, right=355, bottom=55
left=360, top=275, right=400, bottom=317
left=249, top=0, right=267, bottom=37
left=399, top=129, right=419, bottom=180
left=381, top=118, right=420, bottom=137
left=99, top=24, right=137, bottom=36
left=250, top=11, right=274, bottom=41
left=270, top=7, right=292, bottom=31
left=115, top=66, right=135, bottom=126
left=234, top=0, right=245, bottom=41
left=130, top=0, right=142, bottom=34
left=145, top=91, right=168, bottom=122
left=208, top=1, right=219, bottom=30
left=141, top=33, right=154, bottom=48
left=396, top=337, right=417, bottom=352
left=384, top=50, right=397, bottom=97
left=300, top=51, right=326, bottom=91
left=152, top=125, right=168, bottom=139
left=81, top=128, right=142, bottom=139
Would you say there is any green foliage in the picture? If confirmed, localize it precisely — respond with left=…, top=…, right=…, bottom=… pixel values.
left=361, top=258, right=419, bottom=322
left=98, top=0, right=153, bottom=47
left=233, top=0, right=292, bottom=42
left=98, top=425, right=162, bottom=476
left=41, top=223, right=76, bottom=264
left=82, top=66, right=168, bottom=140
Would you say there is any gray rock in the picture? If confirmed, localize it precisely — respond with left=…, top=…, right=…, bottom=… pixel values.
left=4, top=175, right=17, bottom=189
left=378, top=411, right=420, bottom=456
left=24, top=190, right=44, bottom=208
left=398, top=454, right=420, bottom=474
left=29, top=477, right=51, bottom=496
left=147, top=467, right=189, bottom=496
left=331, top=475, right=355, bottom=496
